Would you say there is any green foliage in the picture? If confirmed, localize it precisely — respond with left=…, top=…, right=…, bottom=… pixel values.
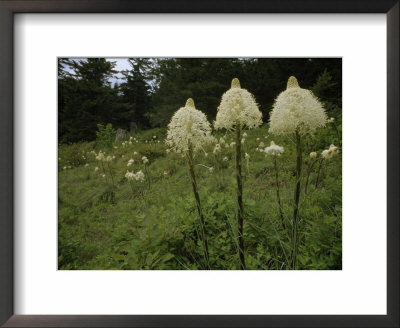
left=95, top=123, right=116, bottom=149
left=58, top=58, right=342, bottom=142
left=58, top=123, right=342, bottom=270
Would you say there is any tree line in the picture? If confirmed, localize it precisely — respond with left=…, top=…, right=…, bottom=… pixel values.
left=58, top=58, right=341, bottom=143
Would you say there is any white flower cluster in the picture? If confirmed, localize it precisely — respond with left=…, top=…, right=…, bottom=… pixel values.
left=321, top=144, right=339, bottom=159
left=127, top=158, right=134, bottom=167
left=125, top=170, right=145, bottom=182
left=214, top=78, right=262, bottom=131
left=213, top=143, right=221, bottom=154
left=310, top=152, right=317, bottom=159
left=142, top=156, right=149, bottom=164
left=256, top=141, right=265, bottom=152
left=269, top=76, right=327, bottom=136
left=166, top=98, right=213, bottom=153
left=264, top=141, right=284, bottom=156
left=95, top=151, right=105, bottom=161
left=95, top=151, right=113, bottom=162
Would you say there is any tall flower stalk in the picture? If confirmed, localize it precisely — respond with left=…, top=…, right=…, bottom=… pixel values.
left=214, top=78, right=262, bottom=270
left=264, top=141, right=285, bottom=223
left=166, top=98, right=214, bottom=270
left=269, top=76, right=327, bottom=269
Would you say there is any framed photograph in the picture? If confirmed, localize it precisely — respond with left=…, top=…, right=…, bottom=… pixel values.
left=0, top=0, right=398, bottom=327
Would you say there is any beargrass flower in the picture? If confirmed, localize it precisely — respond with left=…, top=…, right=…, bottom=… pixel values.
left=166, top=98, right=213, bottom=153
left=213, top=144, right=221, bottom=154
left=310, top=152, right=317, bottom=159
left=321, top=144, right=339, bottom=159
left=142, top=156, right=149, bottom=164
left=127, top=159, right=134, bottom=167
left=264, top=141, right=284, bottom=156
left=214, top=78, right=262, bottom=131
left=269, top=76, right=327, bottom=136
left=96, top=151, right=105, bottom=161
left=215, top=78, right=262, bottom=270
left=166, top=98, right=212, bottom=269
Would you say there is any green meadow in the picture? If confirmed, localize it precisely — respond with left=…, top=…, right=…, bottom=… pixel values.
left=58, top=122, right=342, bottom=270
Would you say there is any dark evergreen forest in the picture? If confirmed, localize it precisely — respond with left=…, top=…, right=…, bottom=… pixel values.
left=58, top=58, right=341, bottom=143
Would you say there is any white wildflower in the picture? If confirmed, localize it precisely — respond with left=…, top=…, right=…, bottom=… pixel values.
left=310, top=152, right=317, bottom=159
left=134, top=152, right=138, bottom=155
left=95, top=167, right=99, bottom=172
left=95, top=151, right=105, bottom=161
left=85, top=163, right=89, bottom=167
left=209, top=167, right=214, bottom=173
left=223, top=157, right=228, bottom=162
left=213, top=143, right=221, bottom=154
left=142, top=156, right=149, bottom=164
left=153, top=136, right=157, bottom=139
left=243, top=132, right=247, bottom=137
left=264, top=141, right=284, bottom=156
left=328, top=117, right=335, bottom=123
left=230, top=142, right=236, bottom=148
left=163, top=171, right=168, bottom=176
left=104, top=155, right=113, bottom=162
left=125, top=170, right=135, bottom=181
left=256, top=137, right=260, bottom=141
left=214, top=78, right=262, bottom=131
left=219, top=137, right=225, bottom=144
left=127, top=159, right=134, bottom=167
left=241, top=138, right=245, bottom=144
left=258, top=141, right=265, bottom=148
left=63, top=166, right=67, bottom=170
left=321, top=144, right=339, bottom=159
left=134, top=170, right=145, bottom=182
left=245, top=153, right=250, bottom=159
left=166, top=98, right=213, bottom=154
left=269, top=76, right=327, bottom=136
left=101, top=174, right=106, bottom=178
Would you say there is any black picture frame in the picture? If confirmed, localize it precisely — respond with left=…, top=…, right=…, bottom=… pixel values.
left=0, top=1, right=398, bottom=327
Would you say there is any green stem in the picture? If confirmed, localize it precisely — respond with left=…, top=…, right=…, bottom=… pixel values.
left=107, top=162, right=115, bottom=188
left=274, top=157, right=284, bottom=224
left=291, top=131, right=302, bottom=270
left=187, top=145, right=210, bottom=270
left=305, top=158, right=321, bottom=195
left=129, top=181, right=135, bottom=197
left=145, top=165, right=151, bottom=188
left=315, top=159, right=324, bottom=188
left=235, top=123, right=245, bottom=270
left=332, top=122, right=341, bottom=148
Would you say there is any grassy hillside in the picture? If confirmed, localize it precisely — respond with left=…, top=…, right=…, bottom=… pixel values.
left=58, top=123, right=342, bottom=270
